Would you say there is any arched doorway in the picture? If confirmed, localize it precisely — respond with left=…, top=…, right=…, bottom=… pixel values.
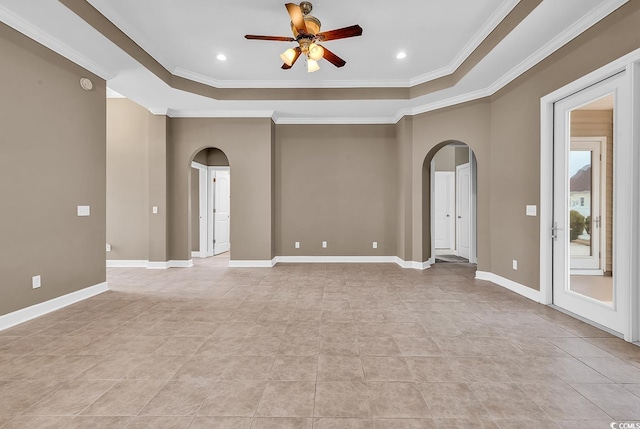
left=423, top=141, right=478, bottom=265
left=190, top=147, right=230, bottom=258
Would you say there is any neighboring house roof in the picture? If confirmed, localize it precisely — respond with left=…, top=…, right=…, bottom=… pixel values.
left=570, top=165, right=591, bottom=192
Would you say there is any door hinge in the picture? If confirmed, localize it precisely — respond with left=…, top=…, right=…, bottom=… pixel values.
left=213, top=239, right=216, bottom=243
left=213, top=178, right=216, bottom=183
left=213, top=208, right=216, bottom=213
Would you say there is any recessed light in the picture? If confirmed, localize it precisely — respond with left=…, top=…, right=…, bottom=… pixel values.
left=216, top=54, right=227, bottom=61
left=396, top=52, right=407, bottom=60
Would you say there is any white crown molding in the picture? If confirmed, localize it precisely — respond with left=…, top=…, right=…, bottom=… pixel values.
left=275, top=116, right=398, bottom=125
left=0, top=282, right=109, bottom=332
left=408, top=0, right=520, bottom=86
left=149, top=107, right=169, bottom=116
left=167, top=109, right=275, bottom=119
left=475, top=271, right=541, bottom=302
left=0, top=4, right=114, bottom=80
left=106, top=87, right=126, bottom=98
left=174, top=67, right=409, bottom=89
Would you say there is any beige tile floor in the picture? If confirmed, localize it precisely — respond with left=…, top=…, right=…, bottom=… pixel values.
left=1, top=255, right=640, bottom=428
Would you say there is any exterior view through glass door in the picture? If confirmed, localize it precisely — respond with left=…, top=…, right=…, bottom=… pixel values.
left=552, top=74, right=626, bottom=334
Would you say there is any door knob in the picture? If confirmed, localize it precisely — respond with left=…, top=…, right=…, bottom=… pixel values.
left=458, top=216, right=462, bottom=219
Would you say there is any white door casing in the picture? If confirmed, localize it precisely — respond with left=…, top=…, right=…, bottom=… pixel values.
left=434, top=172, right=455, bottom=250
left=569, top=137, right=606, bottom=273
left=551, top=73, right=629, bottom=335
left=213, top=169, right=230, bottom=255
left=191, top=162, right=208, bottom=258
left=456, top=163, right=471, bottom=259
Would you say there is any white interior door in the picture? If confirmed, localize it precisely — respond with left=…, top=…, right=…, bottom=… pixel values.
left=213, top=169, right=230, bottom=255
left=434, top=172, right=455, bottom=250
left=456, top=163, right=471, bottom=259
left=569, top=138, right=605, bottom=272
left=552, top=74, right=627, bottom=334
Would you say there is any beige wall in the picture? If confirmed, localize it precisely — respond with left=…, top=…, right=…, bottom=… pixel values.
left=168, top=118, right=274, bottom=261
left=107, top=99, right=149, bottom=260
left=487, top=1, right=640, bottom=289
left=434, top=146, right=456, bottom=171
left=275, top=125, right=398, bottom=256
left=0, top=23, right=106, bottom=316
left=571, top=109, right=614, bottom=273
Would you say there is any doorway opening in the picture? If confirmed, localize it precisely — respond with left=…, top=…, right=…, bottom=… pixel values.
left=190, top=148, right=230, bottom=258
left=427, top=142, right=478, bottom=265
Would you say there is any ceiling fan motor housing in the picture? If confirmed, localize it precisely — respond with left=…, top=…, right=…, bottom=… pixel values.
left=291, top=15, right=321, bottom=37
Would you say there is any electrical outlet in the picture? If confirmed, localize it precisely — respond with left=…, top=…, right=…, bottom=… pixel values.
left=152, top=206, right=159, bottom=214
left=373, top=241, right=378, bottom=249
left=294, top=241, right=300, bottom=249
left=322, top=241, right=327, bottom=248
left=106, top=243, right=111, bottom=252
left=513, top=260, right=518, bottom=270
left=32, top=275, right=41, bottom=289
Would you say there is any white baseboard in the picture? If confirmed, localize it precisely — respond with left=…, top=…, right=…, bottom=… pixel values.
left=276, top=256, right=398, bottom=264
left=475, top=271, right=541, bottom=302
left=107, top=260, right=193, bottom=269
left=0, top=282, right=109, bottom=332
left=395, top=257, right=431, bottom=270
left=147, top=261, right=169, bottom=270
left=229, top=259, right=277, bottom=268
left=107, top=260, right=147, bottom=268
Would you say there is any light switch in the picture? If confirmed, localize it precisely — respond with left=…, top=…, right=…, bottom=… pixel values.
left=322, top=241, right=327, bottom=248
left=32, top=275, right=41, bottom=289
left=77, top=205, right=90, bottom=216
left=526, top=205, right=537, bottom=216
left=152, top=206, right=159, bottom=214
left=295, top=242, right=300, bottom=249
left=373, top=242, right=378, bottom=249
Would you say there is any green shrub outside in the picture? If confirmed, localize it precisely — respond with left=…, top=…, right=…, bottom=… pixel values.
left=570, top=210, right=585, bottom=241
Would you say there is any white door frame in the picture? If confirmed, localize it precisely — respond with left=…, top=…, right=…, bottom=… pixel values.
left=540, top=49, right=640, bottom=342
left=191, top=162, right=208, bottom=258
left=208, top=166, right=230, bottom=256
left=434, top=171, right=456, bottom=251
left=469, top=149, right=478, bottom=264
left=569, top=137, right=607, bottom=274
left=456, top=163, right=471, bottom=260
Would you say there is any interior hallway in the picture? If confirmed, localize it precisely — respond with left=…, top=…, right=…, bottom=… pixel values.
left=0, top=258, right=639, bottom=427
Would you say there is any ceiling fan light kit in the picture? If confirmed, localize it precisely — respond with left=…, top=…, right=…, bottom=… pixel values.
left=245, top=2, right=362, bottom=73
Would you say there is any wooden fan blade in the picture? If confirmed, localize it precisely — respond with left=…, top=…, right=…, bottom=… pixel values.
left=285, top=3, right=308, bottom=35
left=320, top=45, right=346, bottom=68
left=316, top=25, right=362, bottom=41
left=282, top=47, right=302, bottom=69
left=245, top=35, right=296, bottom=42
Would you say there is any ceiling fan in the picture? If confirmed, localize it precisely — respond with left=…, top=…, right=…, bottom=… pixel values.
left=245, top=2, right=363, bottom=73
